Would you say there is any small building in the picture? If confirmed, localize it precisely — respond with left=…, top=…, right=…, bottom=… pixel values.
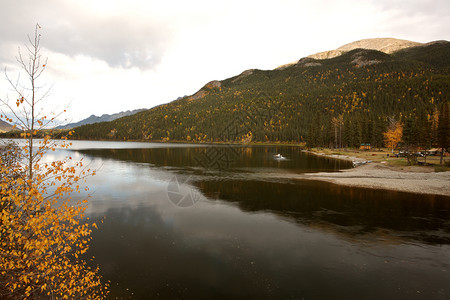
left=359, top=143, right=371, bottom=150
left=425, top=148, right=440, bottom=156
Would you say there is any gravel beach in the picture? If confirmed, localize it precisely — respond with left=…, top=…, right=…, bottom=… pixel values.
left=301, top=161, right=450, bottom=196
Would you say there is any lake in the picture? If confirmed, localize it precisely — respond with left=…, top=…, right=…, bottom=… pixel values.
left=28, top=141, right=450, bottom=298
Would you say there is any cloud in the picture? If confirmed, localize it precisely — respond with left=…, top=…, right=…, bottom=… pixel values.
left=45, top=15, right=170, bottom=69
left=372, top=0, right=450, bottom=41
left=376, top=0, right=450, bottom=16
left=1, top=0, right=448, bottom=71
left=0, top=0, right=172, bottom=70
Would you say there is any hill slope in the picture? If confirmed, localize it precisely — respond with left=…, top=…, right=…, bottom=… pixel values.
left=72, top=40, right=450, bottom=148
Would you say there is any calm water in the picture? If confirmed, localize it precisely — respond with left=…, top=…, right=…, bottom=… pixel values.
left=36, top=141, right=450, bottom=298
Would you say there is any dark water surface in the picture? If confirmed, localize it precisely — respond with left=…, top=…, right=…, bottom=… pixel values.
left=64, top=141, right=449, bottom=299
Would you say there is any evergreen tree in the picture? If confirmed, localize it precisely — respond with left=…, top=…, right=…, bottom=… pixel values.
left=403, top=115, right=420, bottom=165
left=437, top=102, right=449, bottom=165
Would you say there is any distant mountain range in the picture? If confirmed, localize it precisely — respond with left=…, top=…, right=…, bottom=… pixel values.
left=71, top=37, right=449, bottom=148
left=0, top=119, right=14, bottom=132
left=56, top=109, right=146, bottom=129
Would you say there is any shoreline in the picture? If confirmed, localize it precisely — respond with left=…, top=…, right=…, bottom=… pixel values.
left=300, top=151, right=450, bottom=197
left=5, top=138, right=447, bottom=196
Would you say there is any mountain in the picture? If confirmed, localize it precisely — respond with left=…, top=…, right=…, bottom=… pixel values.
left=309, top=38, right=422, bottom=60
left=277, top=38, right=421, bottom=69
left=0, top=119, right=14, bottom=132
left=57, top=109, right=146, bottom=129
left=72, top=39, right=449, bottom=148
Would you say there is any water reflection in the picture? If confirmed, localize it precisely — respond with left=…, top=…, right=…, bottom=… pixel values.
left=63, top=143, right=450, bottom=299
left=195, top=179, right=450, bottom=245
left=76, top=145, right=352, bottom=173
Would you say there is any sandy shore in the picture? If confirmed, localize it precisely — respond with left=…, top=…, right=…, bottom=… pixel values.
left=299, top=158, right=450, bottom=197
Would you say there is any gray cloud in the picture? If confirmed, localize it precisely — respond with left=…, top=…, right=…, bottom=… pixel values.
left=1, top=0, right=449, bottom=72
left=372, top=0, right=450, bottom=41
left=0, top=0, right=172, bottom=70
left=376, top=0, right=450, bottom=16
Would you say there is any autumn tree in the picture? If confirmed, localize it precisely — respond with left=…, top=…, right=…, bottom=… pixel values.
left=383, top=118, right=403, bottom=153
left=0, top=25, right=108, bottom=299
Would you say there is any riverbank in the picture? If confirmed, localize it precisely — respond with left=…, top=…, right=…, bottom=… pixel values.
left=300, top=150, right=450, bottom=197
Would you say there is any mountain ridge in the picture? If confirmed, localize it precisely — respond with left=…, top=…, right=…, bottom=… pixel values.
left=276, top=37, right=423, bottom=70
left=57, top=108, right=146, bottom=129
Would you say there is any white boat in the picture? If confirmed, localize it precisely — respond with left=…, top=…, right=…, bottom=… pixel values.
left=274, top=153, right=286, bottom=159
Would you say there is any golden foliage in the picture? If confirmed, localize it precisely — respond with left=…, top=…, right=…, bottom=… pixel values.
left=0, top=141, right=108, bottom=299
left=0, top=24, right=108, bottom=299
left=383, top=121, right=403, bottom=153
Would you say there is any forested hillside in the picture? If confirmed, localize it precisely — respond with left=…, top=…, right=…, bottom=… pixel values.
left=72, top=41, right=449, bottom=148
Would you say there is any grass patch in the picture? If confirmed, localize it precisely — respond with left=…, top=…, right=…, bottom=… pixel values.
left=434, top=165, right=450, bottom=172
left=387, top=159, right=409, bottom=167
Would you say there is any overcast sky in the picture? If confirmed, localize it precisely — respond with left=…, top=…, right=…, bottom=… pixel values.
left=0, top=0, right=449, bottom=123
